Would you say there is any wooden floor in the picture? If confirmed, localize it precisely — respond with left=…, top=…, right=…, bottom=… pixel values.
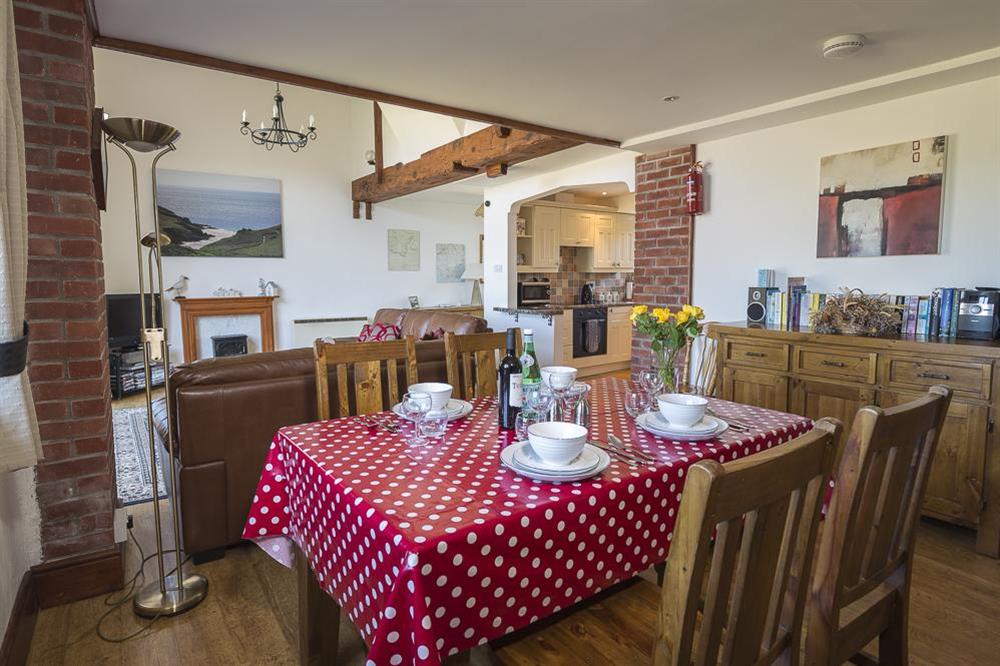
left=27, top=505, right=1000, bottom=664
left=29, top=374, right=997, bottom=664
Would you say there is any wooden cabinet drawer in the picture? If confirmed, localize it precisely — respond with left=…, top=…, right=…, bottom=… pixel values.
left=723, top=338, right=789, bottom=371
left=883, top=355, right=992, bottom=400
left=793, top=346, right=876, bottom=383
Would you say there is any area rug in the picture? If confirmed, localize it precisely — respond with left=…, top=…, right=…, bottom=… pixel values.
left=113, top=406, right=168, bottom=506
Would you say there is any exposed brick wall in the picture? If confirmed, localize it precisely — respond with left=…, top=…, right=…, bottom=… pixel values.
left=630, top=146, right=696, bottom=372
left=15, top=0, right=115, bottom=561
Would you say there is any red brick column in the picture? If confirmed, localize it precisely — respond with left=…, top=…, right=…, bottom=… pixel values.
left=15, top=0, right=115, bottom=561
left=630, top=146, right=696, bottom=372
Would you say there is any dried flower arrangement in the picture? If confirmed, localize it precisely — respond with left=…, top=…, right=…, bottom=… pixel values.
left=810, top=288, right=903, bottom=337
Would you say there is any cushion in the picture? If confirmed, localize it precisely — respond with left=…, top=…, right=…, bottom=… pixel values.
left=357, top=322, right=401, bottom=342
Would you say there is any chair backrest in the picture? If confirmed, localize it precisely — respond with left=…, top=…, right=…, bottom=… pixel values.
left=682, top=332, right=718, bottom=396
left=444, top=330, right=522, bottom=401
left=654, top=418, right=842, bottom=666
left=313, top=337, right=419, bottom=419
left=807, top=386, right=951, bottom=652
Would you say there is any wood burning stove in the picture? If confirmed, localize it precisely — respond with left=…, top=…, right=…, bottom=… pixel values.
left=211, top=334, right=248, bottom=357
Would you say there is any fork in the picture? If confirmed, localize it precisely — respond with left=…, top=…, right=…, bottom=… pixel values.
left=607, top=434, right=656, bottom=463
left=706, top=408, right=752, bottom=432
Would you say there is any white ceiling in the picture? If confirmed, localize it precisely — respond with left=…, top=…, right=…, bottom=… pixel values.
left=94, top=0, right=1000, bottom=149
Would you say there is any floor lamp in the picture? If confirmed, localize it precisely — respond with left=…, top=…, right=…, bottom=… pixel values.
left=101, top=117, right=208, bottom=617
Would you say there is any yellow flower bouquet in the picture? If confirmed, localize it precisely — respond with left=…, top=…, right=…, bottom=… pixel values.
left=630, top=304, right=706, bottom=391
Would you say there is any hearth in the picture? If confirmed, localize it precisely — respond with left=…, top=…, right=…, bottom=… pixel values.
left=211, top=334, right=248, bottom=357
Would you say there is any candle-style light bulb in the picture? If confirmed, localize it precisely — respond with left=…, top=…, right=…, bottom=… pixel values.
left=241, top=109, right=247, bottom=123
left=272, top=104, right=278, bottom=118
left=308, top=114, right=315, bottom=128
left=260, top=121, right=265, bottom=130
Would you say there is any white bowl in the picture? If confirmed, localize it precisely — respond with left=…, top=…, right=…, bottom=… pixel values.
left=657, top=393, right=709, bottom=428
left=540, top=366, right=578, bottom=391
left=408, top=382, right=453, bottom=410
left=527, top=421, right=588, bottom=466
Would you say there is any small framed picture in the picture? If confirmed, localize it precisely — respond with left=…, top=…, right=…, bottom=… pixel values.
left=408, top=296, right=420, bottom=308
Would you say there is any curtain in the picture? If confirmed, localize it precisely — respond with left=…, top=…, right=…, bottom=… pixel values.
left=0, top=0, right=42, bottom=472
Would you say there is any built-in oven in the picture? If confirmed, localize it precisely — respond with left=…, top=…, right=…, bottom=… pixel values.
left=573, top=307, right=608, bottom=358
left=517, top=278, right=551, bottom=307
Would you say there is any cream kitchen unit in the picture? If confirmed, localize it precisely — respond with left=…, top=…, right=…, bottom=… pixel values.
left=551, top=305, right=633, bottom=377
left=517, top=202, right=635, bottom=273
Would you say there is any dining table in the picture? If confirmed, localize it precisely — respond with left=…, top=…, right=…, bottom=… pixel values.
left=242, top=376, right=812, bottom=665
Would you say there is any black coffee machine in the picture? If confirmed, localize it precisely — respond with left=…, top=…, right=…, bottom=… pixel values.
left=580, top=282, right=595, bottom=305
left=957, top=288, right=1000, bottom=340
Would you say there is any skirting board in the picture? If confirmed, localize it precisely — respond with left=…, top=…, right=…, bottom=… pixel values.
left=0, top=571, right=38, bottom=666
left=31, top=543, right=125, bottom=609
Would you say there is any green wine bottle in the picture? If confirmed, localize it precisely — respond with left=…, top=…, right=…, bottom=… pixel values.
left=520, top=328, right=541, bottom=388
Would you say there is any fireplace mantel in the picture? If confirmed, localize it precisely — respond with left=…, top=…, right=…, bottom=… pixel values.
left=174, top=296, right=277, bottom=363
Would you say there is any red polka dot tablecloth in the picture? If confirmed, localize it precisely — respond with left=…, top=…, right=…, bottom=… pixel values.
left=242, top=377, right=811, bottom=665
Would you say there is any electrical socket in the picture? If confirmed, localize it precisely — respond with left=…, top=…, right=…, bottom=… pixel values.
left=113, top=507, right=129, bottom=543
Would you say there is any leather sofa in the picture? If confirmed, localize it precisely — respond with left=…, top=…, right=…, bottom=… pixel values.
left=151, top=308, right=487, bottom=562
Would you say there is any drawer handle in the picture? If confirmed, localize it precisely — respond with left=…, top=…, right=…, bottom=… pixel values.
left=744, top=351, right=766, bottom=358
left=918, top=371, right=950, bottom=381
left=821, top=360, right=847, bottom=368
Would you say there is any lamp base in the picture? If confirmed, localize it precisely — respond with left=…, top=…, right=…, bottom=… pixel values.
left=470, top=280, right=483, bottom=306
left=133, top=572, right=208, bottom=618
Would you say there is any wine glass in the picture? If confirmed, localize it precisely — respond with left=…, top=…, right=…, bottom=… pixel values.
left=624, top=387, right=650, bottom=419
left=638, top=368, right=664, bottom=405
left=524, top=384, right=555, bottom=419
left=560, top=382, right=591, bottom=426
left=515, top=410, right=542, bottom=441
left=401, top=391, right=432, bottom=447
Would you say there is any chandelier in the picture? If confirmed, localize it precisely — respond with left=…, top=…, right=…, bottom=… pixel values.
left=240, top=83, right=317, bottom=151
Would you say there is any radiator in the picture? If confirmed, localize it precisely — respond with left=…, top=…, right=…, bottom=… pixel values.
left=292, top=317, right=367, bottom=347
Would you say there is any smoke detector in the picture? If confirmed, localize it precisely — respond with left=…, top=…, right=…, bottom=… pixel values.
left=822, top=34, right=866, bottom=59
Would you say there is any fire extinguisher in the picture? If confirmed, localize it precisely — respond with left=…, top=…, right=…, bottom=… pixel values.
left=685, top=161, right=705, bottom=215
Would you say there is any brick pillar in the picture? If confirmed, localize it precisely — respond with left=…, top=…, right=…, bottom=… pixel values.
left=630, top=146, right=696, bottom=372
left=15, top=0, right=116, bottom=561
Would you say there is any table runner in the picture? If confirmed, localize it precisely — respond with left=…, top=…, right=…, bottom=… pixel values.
left=243, top=377, right=811, bottom=665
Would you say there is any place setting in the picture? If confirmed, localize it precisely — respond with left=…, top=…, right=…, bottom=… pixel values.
left=499, top=366, right=655, bottom=482
left=622, top=370, right=732, bottom=442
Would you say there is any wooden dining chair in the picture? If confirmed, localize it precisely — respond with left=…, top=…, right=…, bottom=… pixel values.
left=444, top=330, right=522, bottom=400
left=806, top=385, right=952, bottom=666
left=681, top=332, right=718, bottom=396
left=313, top=336, right=419, bottom=419
left=652, top=417, right=841, bottom=666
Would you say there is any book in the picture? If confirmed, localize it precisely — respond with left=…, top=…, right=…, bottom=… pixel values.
left=780, top=293, right=787, bottom=329
left=950, top=290, right=961, bottom=336
left=905, top=296, right=920, bottom=336
left=916, top=297, right=931, bottom=336
left=939, top=288, right=954, bottom=337
left=929, top=290, right=940, bottom=337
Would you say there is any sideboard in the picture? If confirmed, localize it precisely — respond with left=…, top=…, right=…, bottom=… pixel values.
left=708, top=322, right=1000, bottom=558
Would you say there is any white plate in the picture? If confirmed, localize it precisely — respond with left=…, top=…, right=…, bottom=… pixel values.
left=636, top=413, right=729, bottom=441
left=501, top=443, right=610, bottom=482
left=511, top=441, right=600, bottom=474
left=647, top=411, right=718, bottom=434
left=392, top=399, right=473, bottom=422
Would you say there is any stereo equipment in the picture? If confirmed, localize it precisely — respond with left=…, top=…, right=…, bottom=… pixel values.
left=747, top=287, right=778, bottom=325
left=956, top=289, right=1000, bottom=340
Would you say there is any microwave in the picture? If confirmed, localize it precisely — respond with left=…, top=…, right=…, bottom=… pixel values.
left=517, top=278, right=551, bottom=307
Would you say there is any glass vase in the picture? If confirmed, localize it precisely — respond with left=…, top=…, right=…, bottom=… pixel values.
left=652, top=345, right=680, bottom=394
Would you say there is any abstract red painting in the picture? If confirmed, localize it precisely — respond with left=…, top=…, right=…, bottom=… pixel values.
left=816, top=136, right=947, bottom=258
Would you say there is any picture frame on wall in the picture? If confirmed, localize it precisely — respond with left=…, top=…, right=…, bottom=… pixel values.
left=817, top=136, right=947, bottom=258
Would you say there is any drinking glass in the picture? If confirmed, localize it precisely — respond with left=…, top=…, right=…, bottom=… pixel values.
left=638, top=368, right=664, bottom=404
left=419, top=408, right=449, bottom=442
left=524, top=385, right=555, bottom=418
left=624, top=387, right=650, bottom=419
left=401, top=391, right=432, bottom=447
left=560, top=382, right=591, bottom=425
left=515, top=410, right=542, bottom=441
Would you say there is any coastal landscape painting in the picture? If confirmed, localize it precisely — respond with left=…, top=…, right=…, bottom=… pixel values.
left=156, top=169, right=283, bottom=257
left=817, top=136, right=946, bottom=258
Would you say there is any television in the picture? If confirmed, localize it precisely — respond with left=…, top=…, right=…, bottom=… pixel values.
left=106, top=293, right=162, bottom=349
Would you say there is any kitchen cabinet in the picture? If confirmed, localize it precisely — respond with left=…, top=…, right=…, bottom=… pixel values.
left=607, top=306, right=632, bottom=361
left=581, top=213, right=635, bottom=271
left=560, top=209, right=595, bottom=247
left=710, top=323, right=1000, bottom=558
left=530, top=206, right=561, bottom=269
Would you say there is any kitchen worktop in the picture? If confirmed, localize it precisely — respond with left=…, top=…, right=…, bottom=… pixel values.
left=493, top=302, right=636, bottom=316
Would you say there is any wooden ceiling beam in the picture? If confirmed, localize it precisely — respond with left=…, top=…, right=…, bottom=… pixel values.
left=352, top=125, right=580, bottom=206
left=92, top=36, right=621, bottom=148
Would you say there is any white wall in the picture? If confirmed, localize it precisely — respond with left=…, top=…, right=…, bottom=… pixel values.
left=693, top=76, right=1000, bottom=322
left=95, top=50, right=483, bottom=362
left=481, top=151, right=638, bottom=321
left=0, top=468, right=42, bottom=633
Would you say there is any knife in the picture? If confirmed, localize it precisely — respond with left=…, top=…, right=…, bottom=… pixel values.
left=589, top=441, right=651, bottom=467
left=607, top=434, right=656, bottom=462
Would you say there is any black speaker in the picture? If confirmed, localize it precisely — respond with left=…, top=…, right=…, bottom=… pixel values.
left=747, top=287, right=776, bottom=324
